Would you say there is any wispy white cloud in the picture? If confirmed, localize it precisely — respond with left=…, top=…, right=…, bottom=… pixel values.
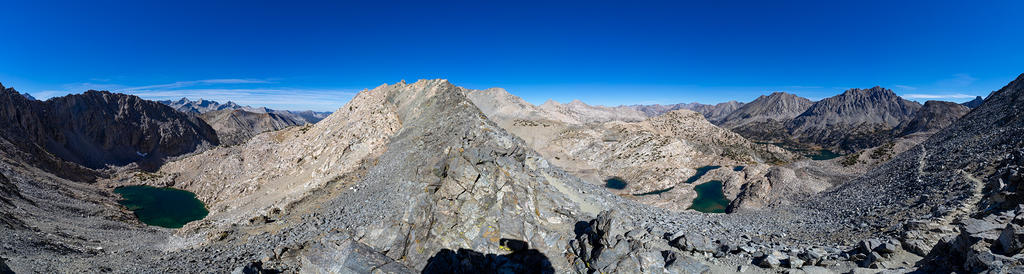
left=124, top=78, right=273, bottom=90
left=937, top=73, right=977, bottom=87
left=893, top=85, right=917, bottom=91
left=902, top=93, right=977, bottom=99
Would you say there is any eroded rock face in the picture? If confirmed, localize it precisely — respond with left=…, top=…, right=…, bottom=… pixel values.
left=0, top=85, right=218, bottom=171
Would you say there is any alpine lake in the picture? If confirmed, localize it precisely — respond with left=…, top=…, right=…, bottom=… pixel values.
left=114, top=185, right=208, bottom=229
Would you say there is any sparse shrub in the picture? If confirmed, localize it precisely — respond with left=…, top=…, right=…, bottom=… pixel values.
left=841, top=151, right=862, bottom=167
left=870, top=142, right=895, bottom=160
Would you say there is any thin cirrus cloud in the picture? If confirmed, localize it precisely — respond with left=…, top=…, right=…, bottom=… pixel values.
left=901, top=93, right=977, bottom=99
left=893, top=85, right=917, bottom=91
left=127, top=78, right=274, bottom=90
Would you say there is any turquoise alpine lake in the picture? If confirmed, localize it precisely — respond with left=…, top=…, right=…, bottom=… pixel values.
left=114, top=185, right=208, bottom=228
left=689, top=180, right=730, bottom=213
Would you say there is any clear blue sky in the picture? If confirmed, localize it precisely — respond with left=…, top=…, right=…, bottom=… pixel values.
left=0, top=0, right=1021, bottom=111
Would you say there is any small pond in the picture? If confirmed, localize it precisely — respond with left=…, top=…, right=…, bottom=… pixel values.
left=685, top=165, right=721, bottom=183
left=688, top=180, right=730, bottom=213
left=604, top=177, right=628, bottom=190
left=807, top=149, right=842, bottom=160
left=733, top=166, right=745, bottom=171
left=757, top=142, right=842, bottom=160
left=115, top=185, right=209, bottom=228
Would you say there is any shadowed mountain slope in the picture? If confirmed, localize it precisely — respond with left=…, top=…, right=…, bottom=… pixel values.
left=0, top=84, right=218, bottom=171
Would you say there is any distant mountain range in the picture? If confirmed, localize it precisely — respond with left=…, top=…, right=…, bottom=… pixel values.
left=635, top=87, right=971, bottom=153
left=158, top=98, right=332, bottom=145
left=158, top=97, right=331, bottom=124
left=628, top=101, right=745, bottom=123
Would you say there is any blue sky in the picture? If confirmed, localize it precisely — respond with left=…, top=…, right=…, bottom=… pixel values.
left=0, top=0, right=1021, bottom=111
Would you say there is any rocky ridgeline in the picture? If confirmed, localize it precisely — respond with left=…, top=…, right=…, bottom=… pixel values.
left=0, top=84, right=218, bottom=172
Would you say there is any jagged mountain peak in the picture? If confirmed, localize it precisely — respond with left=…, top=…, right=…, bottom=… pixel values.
left=786, top=86, right=921, bottom=152
left=962, top=95, right=985, bottom=108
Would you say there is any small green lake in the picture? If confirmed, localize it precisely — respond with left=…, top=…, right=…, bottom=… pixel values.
left=685, top=165, right=721, bottom=183
left=689, top=180, right=729, bottom=213
left=807, top=149, right=842, bottom=160
left=114, top=185, right=208, bottom=228
left=756, top=142, right=842, bottom=160
left=604, top=177, right=628, bottom=190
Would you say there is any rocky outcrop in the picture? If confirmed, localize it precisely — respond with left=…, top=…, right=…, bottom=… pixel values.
left=786, top=86, right=921, bottom=152
left=198, top=109, right=305, bottom=146
left=566, top=210, right=710, bottom=273
left=719, top=92, right=814, bottom=141
left=0, top=84, right=218, bottom=171
left=895, top=100, right=970, bottom=136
